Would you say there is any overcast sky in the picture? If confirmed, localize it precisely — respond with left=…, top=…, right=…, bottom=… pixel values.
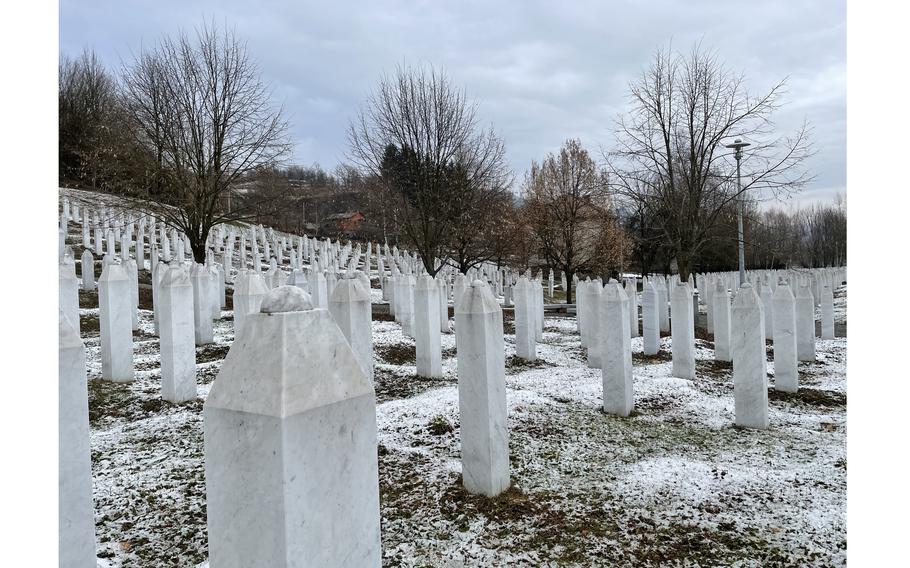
left=59, top=0, right=845, bottom=206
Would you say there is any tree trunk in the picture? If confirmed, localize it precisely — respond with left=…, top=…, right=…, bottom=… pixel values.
left=565, top=270, right=574, bottom=304
left=676, top=253, right=691, bottom=283
left=190, top=230, right=208, bottom=264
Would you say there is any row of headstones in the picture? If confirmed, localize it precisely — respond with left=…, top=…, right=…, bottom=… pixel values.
left=64, top=193, right=531, bottom=322
left=695, top=267, right=845, bottom=341
left=63, top=190, right=536, bottom=301
left=59, top=280, right=511, bottom=566
left=61, top=257, right=843, bottom=563
left=568, top=273, right=838, bottom=429
left=61, top=194, right=446, bottom=289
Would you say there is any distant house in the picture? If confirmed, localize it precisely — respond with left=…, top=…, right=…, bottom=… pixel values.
left=320, top=211, right=365, bottom=236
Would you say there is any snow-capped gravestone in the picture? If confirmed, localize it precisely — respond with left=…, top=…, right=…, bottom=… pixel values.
left=80, top=249, right=95, bottom=291
left=414, top=275, right=443, bottom=378
left=670, top=282, right=696, bottom=380
left=59, top=312, right=97, bottom=568
left=641, top=281, right=660, bottom=355
left=159, top=264, right=197, bottom=403
left=772, top=283, right=799, bottom=393
left=513, top=277, right=536, bottom=361
left=732, top=284, right=769, bottom=429
left=329, top=276, right=374, bottom=382
left=191, top=263, right=214, bottom=345
left=99, top=262, right=134, bottom=382
left=713, top=281, right=732, bottom=362
left=601, top=281, right=634, bottom=416
left=204, top=286, right=381, bottom=567
left=795, top=283, right=816, bottom=362
left=821, top=284, right=835, bottom=339
left=455, top=281, right=510, bottom=497
left=233, top=271, right=270, bottom=337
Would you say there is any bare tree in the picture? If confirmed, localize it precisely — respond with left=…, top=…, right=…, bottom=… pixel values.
left=348, top=63, right=511, bottom=275
left=120, top=21, right=291, bottom=262
left=522, top=138, right=618, bottom=303
left=608, top=44, right=814, bottom=281
left=59, top=49, right=133, bottom=190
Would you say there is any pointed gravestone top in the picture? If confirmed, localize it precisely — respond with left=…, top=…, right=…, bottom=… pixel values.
left=733, top=282, right=759, bottom=308
left=260, top=285, right=314, bottom=313
left=208, top=294, right=371, bottom=419
left=458, top=280, right=499, bottom=314
left=162, top=263, right=190, bottom=288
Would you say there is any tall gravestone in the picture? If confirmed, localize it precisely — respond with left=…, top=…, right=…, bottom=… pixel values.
left=513, top=277, right=536, bottom=361
left=191, top=263, right=214, bottom=345
left=732, top=284, right=768, bottom=429
left=124, top=258, right=139, bottom=331
left=712, top=281, right=732, bottom=362
left=641, top=281, right=660, bottom=355
left=80, top=249, right=95, bottom=291
left=577, top=279, right=588, bottom=347
left=152, top=260, right=166, bottom=336
left=626, top=278, right=639, bottom=338
left=99, top=262, right=134, bottom=382
left=60, top=261, right=80, bottom=336
left=759, top=282, right=774, bottom=343
left=59, top=312, right=97, bottom=568
left=455, top=281, right=509, bottom=497
left=329, top=276, right=374, bottom=382
left=234, top=272, right=270, bottom=338
left=795, top=283, right=816, bottom=362
left=705, top=279, right=715, bottom=334
left=159, top=264, right=197, bottom=403
left=399, top=274, right=415, bottom=338
left=821, top=284, right=835, bottom=339
left=437, top=276, right=450, bottom=333
left=670, top=282, right=695, bottom=380
left=311, top=270, right=328, bottom=309
left=204, top=286, right=381, bottom=567
left=658, top=280, right=670, bottom=333
left=413, top=275, right=443, bottom=378
left=772, top=283, right=798, bottom=393
left=585, top=282, right=603, bottom=368
left=602, top=281, right=633, bottom=416
left=453, top=273, right=467, bottom=310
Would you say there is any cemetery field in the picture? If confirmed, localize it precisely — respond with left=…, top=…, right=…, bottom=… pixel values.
left=81, top=285, right=847, bottom=567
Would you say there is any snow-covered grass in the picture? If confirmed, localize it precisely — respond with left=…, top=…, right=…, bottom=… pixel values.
left=79, top=298, right=846, bottom=567
left=63, top=189, right=846, bottom=566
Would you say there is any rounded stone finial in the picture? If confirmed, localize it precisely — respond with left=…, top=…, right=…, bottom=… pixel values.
left=471, top=279, right=485, bottom=288
left=260, top=285, right=314, bottom=313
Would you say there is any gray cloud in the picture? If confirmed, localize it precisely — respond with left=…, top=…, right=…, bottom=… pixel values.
left=60, top=0, right=845, bottom=205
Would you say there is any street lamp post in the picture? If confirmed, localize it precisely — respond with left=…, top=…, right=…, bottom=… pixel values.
left=725, top=138, right=751, bottom=286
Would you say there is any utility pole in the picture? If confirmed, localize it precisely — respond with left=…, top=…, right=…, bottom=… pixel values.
left=725, top=138, right=751, bottom=285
